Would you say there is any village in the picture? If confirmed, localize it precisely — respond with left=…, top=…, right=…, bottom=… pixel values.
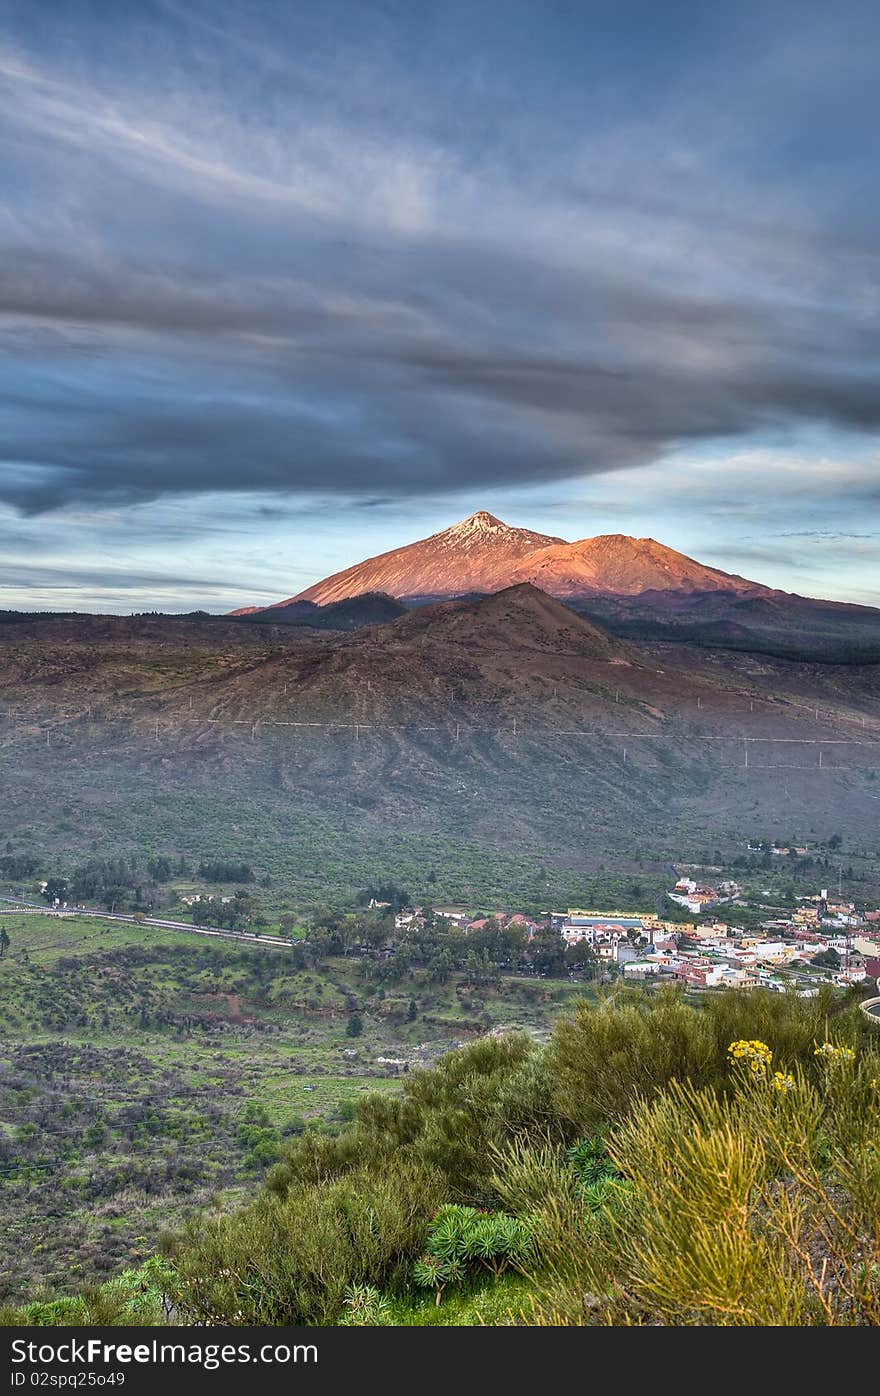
left=404, top=871, right=880, bottom=996
left=15, top=849, right=880, bottom=1001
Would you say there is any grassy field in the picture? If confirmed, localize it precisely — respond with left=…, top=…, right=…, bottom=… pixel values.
left=0, top=910, right=587, bottom=1304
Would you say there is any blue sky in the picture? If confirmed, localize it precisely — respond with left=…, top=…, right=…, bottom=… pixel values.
left=1, top=0, right=879, bottom=611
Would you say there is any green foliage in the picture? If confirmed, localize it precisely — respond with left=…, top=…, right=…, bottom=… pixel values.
left=266, top=1033, right=560, bottom=1207
left=198, top=860, right=255, bottom=883
left=549, top=983, right=865, bottom=1131
left=549, top=986, right=717, bottom=1130
left=354, top=884, right=410, bottom=910
left=811, top=948, right=841, bottom=969
left=566, top=1136, right=621, bottom=1195
left=173, top=1158, right=444, bottom=1325
left=9, top=962, right=880, bottom=1327
left=522, top=1037, right=880, bottom=1326
left=0, top=1257, right=177, bottom=1327
left=412, top=1203, right=534, bottom=1303
left=337, top=1283, right=392, bottom=1326
left=235, top=1103, right=282, bottom=1170
left=412, top=1252, right=466, bottom=1304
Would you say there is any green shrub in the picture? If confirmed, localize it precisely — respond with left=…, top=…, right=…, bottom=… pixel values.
left=0, top=1258, right=177, bottom=1328
left=548, top=984, right=868, bottom=1132
left=267, top=1034, right=558, bottom=1206
left=549, top=986, right=717, bottom=1130
left=174, top=1159, right=444, bottom=1325
left=527, top=1037, right=880, bottom=1325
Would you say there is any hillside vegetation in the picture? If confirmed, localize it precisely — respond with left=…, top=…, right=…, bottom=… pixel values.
left=1, top=594, right=879, bottom=898
left=5, top=986, right=879, bottom=1326
left=0, top=909, right=585, bottom=1303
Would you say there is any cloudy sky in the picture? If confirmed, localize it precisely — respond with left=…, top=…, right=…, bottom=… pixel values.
left=1, top=0, right=879, bottom=611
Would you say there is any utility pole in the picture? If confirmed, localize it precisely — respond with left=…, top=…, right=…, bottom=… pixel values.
left=744, top=741, right=748, bottom=769
left=455, top=722, right=460, bottom=742
left=155, top=721, right=160, bottom=741
left=818, top=748, right=822, bottom=768
left=512, top=715, right=517, bottom=740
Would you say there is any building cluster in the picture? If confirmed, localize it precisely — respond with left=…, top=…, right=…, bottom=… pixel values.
left=747, top=841, right=809, bottom=855
left=551, top=910, right=676, bottom=960
left=395, top=887, right=880, bottom=994
left=667, top=876, right=743, bottom=915
left=401, top=905, right=542, bottom=937
left=621, top=885, right=880, bottom=991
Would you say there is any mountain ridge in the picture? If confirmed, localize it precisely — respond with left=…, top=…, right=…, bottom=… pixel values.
left=231, top=510, right=773, bottom=614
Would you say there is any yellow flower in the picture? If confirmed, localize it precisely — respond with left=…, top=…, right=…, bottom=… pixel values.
left=727, top=1039, right=773, bottom=1078
left=771, top=1071, right=796, bottom=1092
left=813, top=1042, right=855, bottom=1062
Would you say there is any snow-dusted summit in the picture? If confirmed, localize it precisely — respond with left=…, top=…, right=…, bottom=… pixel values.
left=233, top=510, right=764, bottom=612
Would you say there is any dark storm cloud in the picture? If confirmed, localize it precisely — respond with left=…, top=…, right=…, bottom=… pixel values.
left=1, top=0, right=880, bottom=519
left=2, top=234, right=880, bottom=515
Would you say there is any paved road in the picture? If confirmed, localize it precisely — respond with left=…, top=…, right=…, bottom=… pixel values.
left=0, top=893, right=294, bottom=949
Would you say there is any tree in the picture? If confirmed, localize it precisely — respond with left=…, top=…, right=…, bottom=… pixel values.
left=811, top=948, right=841, bottom=970
left=0, top=926, right=9, bottom=958
left=526, top=929, right=567, bottom=977
left=565, top=939, right=600, bottom=978
left=346, top=1013, right=363, bottom=1038
left=199, top=860, right=255, bottom=883
left=407, top=998, right=418, bottom=1022
left=362, top=919, right=390, bottom=953
left=146, top=855, right=173, bottom=883
left=227, top=889, right=258, bottom=931
left=828, top=834, right=842, bottom=850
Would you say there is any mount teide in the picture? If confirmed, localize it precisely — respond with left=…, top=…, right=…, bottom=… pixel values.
left=232, top=510, right=768, bottom=615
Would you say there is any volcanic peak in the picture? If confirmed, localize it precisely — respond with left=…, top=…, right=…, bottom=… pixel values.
left=438, top=510, right=564, bottom=546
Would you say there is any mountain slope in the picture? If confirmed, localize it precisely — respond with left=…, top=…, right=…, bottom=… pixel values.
left=232, top=511, right=771, bottom=614
left=249, top=512, right=566, bottom=609
left=235, top=593, right=407, bottom=630
left=508, top=534, right=761, bottom=597
left=374, top=582, right=631, bottom=658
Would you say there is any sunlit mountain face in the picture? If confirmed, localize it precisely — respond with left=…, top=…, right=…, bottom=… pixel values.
left=232, top=510, right=768, bottom=612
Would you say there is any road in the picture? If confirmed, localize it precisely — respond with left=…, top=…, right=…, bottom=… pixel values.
left=0, top=892, right=295, bottom=950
